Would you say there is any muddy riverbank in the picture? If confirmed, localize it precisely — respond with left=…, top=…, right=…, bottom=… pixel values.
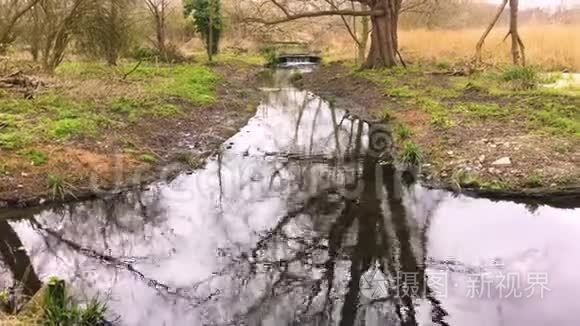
left=0, top=62, right=263, bottom=208
left=296, top=63, right=580, bottom=201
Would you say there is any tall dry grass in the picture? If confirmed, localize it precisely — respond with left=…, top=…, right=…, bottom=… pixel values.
left=323, top=24, right=580, bottom=71
left=399, top=24, right=580, bottom=71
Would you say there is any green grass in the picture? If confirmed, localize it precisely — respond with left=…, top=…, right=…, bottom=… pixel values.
left=395, top=124, right=412, bottom=140
left=399, top=141, right=423, bottom=166
left=524, top=172, right=545, bottom=188
left=43, top=277, right=108, bottom=326
left=416, top=97, right=454, bottom=129
left=129, top=64, right=219, bottom=105
left=56, top=61, right=111, bottom=78
left=0, top=132, right=29, bottom=150
left=379, top=108, right=393, bottom=122
left=25, top=150, right=49, bottom=166
left=111, top=98, right=183, bottom=122
left=453, top=102, right=511, bottom=119
left=436, top=61, right=451, bottom=70
left=386, top=85, right=418, bottom=98
left=49, top=118, right=97, bottom=140
left=140, top=153, right=157, bottom=164
left=58, top=61, right=220, bottom=105
left=522, top=96, right=580, bottom=136
left=0, top=61, right=222, bottom=156
left=501, top=65, right=538, bottom=81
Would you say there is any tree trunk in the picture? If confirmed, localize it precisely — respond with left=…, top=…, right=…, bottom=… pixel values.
left=363, top=0, right=400, bottom=69
left=509, top=0, right=525, bottom=65
left=106, top=0, right=119, bottom=66
left=357, top=15, right=370, bottom=64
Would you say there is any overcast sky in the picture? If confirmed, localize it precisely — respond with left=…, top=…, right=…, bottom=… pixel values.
left=487, top=0, right=580, bottom=8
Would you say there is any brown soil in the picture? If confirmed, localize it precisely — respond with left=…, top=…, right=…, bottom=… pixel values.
left=298, top=63, right=580, bottom=200
left=0, top=63, right=262, bottom=208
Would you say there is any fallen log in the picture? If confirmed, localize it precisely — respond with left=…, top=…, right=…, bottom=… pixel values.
left=0, top=71, right=43, bottom=99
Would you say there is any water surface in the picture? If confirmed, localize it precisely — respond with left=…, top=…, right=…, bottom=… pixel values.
left=1, top=69, right=579, bottom=326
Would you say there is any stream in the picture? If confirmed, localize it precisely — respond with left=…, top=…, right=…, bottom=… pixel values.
left=1, top=67, right=579, bottom=326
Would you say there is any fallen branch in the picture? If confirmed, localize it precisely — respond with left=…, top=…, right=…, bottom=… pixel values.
left=121, top=60, right=143, bottom=80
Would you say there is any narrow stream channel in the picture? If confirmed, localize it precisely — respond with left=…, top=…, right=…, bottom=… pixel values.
left=1, top=67, right=579, bottom=325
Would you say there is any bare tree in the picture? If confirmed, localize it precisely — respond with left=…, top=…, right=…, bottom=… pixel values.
left=475, top=0, right=525, bottom=65
left=78, top=0, right=135, bottom=65
left=36, top=0, right=96, bottom=72
left=245, top=0, right=433, bottom=68
left=244, top=0, right=402, bottom=68
left=0, top=0, right=42, bottom=54
left=144, top=0, right=170, bottom=61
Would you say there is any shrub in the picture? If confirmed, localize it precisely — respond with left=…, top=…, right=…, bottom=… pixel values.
left=47, top=174, right=74, bottom=200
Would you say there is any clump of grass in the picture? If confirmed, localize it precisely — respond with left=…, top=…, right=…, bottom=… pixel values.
left=480, top=180, right=511, bottom=191
left=436, top=61, right=451, bottom=70
left=174, top=152, right=201, bottom=168
left=25, top=150, right=49, bottom=166
left=395, top=124, right=412, bottom=140
left=379, top=108, right=393, bottom=122
left=501, top=65, right=539, bottom=90
left=43, top=277, right=108, bottom=326
left=140, top=153, right=157, bottom=164
left=452, top=170, right=480, bottom=189
left=399, top=141, right=423, bottom=166
left=47, top=174, right=75, bottom=200
left=525, top=172, right=544, bottom=188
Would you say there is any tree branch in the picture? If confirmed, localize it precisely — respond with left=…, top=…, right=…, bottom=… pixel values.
left=246, top=9, right=384, bottom=25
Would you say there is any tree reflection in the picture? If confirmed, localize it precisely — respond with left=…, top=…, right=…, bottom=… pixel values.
left=0, top=218, right=42, bottom=312
left=0, top=84, right=449, bottom=325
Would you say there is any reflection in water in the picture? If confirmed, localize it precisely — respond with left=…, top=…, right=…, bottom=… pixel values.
left=0, top=70, right=579, bottom=325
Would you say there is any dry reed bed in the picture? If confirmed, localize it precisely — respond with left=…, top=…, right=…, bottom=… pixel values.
left=324, top=24, right=580, bottom=71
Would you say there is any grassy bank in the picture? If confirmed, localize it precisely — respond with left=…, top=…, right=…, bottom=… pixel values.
left=0, top=58, right=261, bottom=205
left=299, top=62, right=579, bottom=193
